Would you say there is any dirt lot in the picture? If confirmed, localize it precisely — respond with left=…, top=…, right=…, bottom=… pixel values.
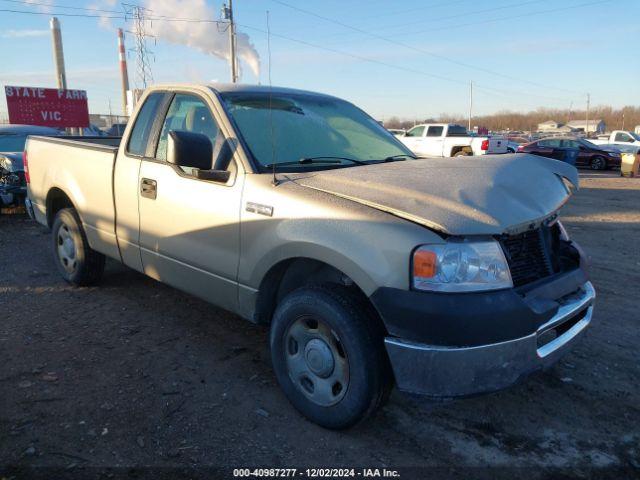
left=1, top=171, right=639, bottom=479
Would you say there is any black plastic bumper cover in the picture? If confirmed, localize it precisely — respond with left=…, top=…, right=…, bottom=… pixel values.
left=370, top=263, right=592, bottom=397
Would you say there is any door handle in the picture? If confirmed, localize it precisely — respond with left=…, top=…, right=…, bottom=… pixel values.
left=140, top=178, right=157, bottom=199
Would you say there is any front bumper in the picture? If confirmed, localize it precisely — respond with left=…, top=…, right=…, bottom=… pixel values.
left=376, top=278, right=595, bottom=397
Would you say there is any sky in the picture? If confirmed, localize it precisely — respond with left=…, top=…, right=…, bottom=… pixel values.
left=0, top=0, right=639, bottom=121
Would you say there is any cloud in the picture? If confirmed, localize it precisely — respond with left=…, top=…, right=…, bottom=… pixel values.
left=2, top=29, right=49, bottom=38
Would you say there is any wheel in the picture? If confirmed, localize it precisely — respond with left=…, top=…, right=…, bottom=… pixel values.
left=51, top=208, right=105, bottom=286
left=590, top=156, right=607, bottom=170
left=454, top=150, right=471, bottom=157
left=270, top=284, right=392, bottom=429
left=507, top=148, right=516, bottom=154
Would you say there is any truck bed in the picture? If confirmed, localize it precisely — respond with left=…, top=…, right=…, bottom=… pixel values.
left=27, top=135, right=122, bottom=261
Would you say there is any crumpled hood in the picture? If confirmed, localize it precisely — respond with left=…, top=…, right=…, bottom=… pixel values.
left=290, top=154, right=578, bottom=236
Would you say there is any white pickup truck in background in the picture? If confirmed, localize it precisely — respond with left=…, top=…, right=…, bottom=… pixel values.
left=590, top=130, right=640, bottom=147
left=399, top=123, right=507, bottom=157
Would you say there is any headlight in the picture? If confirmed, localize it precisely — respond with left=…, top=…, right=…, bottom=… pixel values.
left=412, top=238, right=512, bottom=292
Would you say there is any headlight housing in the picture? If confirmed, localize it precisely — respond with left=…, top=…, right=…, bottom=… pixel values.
left=412, top=238, right=513, bottom=292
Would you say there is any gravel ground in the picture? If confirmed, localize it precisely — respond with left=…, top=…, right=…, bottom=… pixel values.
left=1, top=171, right=639, bottom=479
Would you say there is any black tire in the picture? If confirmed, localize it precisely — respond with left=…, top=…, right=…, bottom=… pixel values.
left=590, top=155, right=607, bottom=170
left=270, top=284, right=392, bottom=429
left=51, top=208, right=105, bottom=286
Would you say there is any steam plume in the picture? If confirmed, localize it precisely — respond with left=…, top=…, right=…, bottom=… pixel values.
left=146, top=0, right=260, bottom=80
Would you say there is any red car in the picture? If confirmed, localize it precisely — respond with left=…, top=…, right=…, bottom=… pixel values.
left=517, top=137, right=621, bottom=170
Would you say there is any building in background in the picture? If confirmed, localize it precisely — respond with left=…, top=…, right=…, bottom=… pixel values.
left=537, top=120, right=561, bottom=131
left=567, top=119, right=605, bottom=134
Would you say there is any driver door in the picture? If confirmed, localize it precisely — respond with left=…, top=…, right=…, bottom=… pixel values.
left=401, top=125, right=426, bottom=155
left=138, top=92, right=243, bottom=312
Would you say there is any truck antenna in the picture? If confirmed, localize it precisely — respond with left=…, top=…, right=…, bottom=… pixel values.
left=267, top=10, right=278, bottom=187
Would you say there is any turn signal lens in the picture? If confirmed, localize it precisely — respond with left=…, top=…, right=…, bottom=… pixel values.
left=413, top=249, right=437, bottom=278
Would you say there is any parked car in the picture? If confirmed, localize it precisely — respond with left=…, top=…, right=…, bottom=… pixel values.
left=506, top=136, right=530, bottom=153
left=590, top=130, right=640, bottom=147
left=0, top=124, right=60, bottom=210
left=26, top=84, right=594, bottom=429
left=387, top=128, right=405, bottom=137
left=81, top=124, right=107, bottom=136
left=103, top=123, right=127, bottom=136
left=400, top=123, right=507, bottom=157
left=517, top=137, right=621, bottom=170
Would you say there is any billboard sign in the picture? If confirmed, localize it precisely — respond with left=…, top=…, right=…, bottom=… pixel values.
left=4, top=86, right=90, bottom=128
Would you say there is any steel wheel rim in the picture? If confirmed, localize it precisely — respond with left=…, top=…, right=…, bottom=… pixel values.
left=284, top=316, right=349, bottom=407
left=56, top=224, right=77, bottom=274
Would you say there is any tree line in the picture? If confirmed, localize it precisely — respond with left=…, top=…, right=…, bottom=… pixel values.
left=384, top=106, right=640, bottom=133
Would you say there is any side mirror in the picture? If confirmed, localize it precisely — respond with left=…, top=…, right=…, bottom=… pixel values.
left=167, top=130, right=212, bottom=170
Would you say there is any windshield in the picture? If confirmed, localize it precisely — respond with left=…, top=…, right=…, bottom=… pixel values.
left=0, top=135, right=27, bottom=152
left=221, top=92, right=413, bottom=170
left=631, top=132, right=640, bottom=141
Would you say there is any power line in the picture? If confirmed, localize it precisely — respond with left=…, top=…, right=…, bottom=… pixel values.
left=0, top=0, right=598, bottom=106
left=269, top=0, right=593, bottom=95
left=319, top=0, right=543, bottom=39
left=0, top=0, right=123, bottom=14
left=401, top=0, right=613, bottom=37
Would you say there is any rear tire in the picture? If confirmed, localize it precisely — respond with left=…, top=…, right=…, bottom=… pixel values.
left=51, top=208, right=105, bottom=286
left=454, top=150, right=471, bottom=157
left=270, top=284, right=392, bottom=429
left=590, top=155, right=607, bottom=170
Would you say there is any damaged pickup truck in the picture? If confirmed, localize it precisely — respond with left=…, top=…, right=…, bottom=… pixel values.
left=25, top=84, right=595, bottom=429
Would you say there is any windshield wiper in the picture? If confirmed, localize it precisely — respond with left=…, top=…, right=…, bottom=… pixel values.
left=381, top=154, right=417, bottom=161
left=265, top=156, right=368, bottom=169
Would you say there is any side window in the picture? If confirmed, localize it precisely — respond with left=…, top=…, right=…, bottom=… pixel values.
left=562, top=140, right=579, bottom=148
left=546, top=139, right=561, bottom=148
left=127, top=93, right=164, bottom=156
left=537, top=140, right=549, bottom=147
left=405, top=126, right=425, bottom=137
left=426, top=126, right=444, bottom=137
left=156, top=94, right=219, bottom=162
left=615, top=132, right=632, bottom=142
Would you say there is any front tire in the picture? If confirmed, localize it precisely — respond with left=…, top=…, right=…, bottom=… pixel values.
left=52, top=208, right=105, bottom=286
left=270, top=284, right=392, bottom=429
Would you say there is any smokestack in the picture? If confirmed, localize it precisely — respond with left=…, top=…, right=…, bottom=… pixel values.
left=117, top=28, right=130, bottom=116
left=50, top=17, right=67, bottom=90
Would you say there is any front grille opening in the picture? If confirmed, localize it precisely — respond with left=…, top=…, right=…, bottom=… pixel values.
left=499, top=223, right=580, bottom=288
left=536, top=307, right=589, bottom=349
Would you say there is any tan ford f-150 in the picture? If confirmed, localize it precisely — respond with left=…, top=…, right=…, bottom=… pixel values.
left=25, top=84, right=595, bottom=429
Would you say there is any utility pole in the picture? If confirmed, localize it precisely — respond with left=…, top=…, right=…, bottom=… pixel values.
left=585, top=93, right=590, bottom=137
left=468, top=81, right=473, bottom=131
left=222, top=0, right=238, bottom=83
left=568, top=101, right=573, bottom=123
